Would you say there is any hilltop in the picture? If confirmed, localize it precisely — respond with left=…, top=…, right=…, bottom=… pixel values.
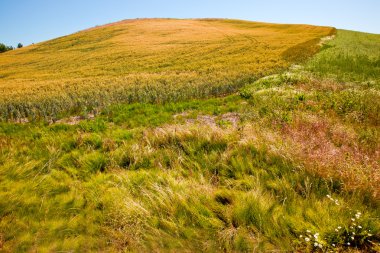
left=0, top=18, right=334, bottom=120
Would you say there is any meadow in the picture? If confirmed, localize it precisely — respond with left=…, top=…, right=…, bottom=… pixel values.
left=0, top=19, right=333, bottom=121
left=0, top=20, right=379, bottom=252
left=307, top=29, right=380, bottom=85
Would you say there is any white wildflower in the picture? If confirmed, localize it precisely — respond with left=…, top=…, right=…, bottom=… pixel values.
left=305, top=237, right=310, bottom=242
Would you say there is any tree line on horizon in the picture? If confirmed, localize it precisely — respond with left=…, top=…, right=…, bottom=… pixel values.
left=0, top=42, right=23, bottom=53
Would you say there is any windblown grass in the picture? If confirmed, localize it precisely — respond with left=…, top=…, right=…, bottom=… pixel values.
left=1, top=89, right=379, bottom=251
left=0, top=18, right=333, bottom=121
left=0, top=22, right=379, bottom=252
left=307, top=30, right=380, bottom=85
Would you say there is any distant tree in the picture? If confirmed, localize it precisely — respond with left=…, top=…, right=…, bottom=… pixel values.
left=0, top=43, right=6, bottom=53
left=17, top=43, right=23, bottom=48
left=0, top=43, right=14, bottom=53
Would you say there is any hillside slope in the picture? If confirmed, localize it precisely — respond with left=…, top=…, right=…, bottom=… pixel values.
left=0, top=19, right=334, bottom=120
left=1, top=22, right=379, bottom=252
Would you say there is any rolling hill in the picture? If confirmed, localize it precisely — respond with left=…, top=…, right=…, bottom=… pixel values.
left=0, top=18, right=334, bottom=121
left=0, top=19, right=379, bottom=252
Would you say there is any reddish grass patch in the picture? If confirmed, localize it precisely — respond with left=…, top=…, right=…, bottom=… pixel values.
left=283, top=116, right=380, bottom=198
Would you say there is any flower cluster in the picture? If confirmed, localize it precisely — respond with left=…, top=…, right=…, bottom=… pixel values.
left=299, top=230, right=325, bottom=250
left=298, top=196, right=378, bottom=251
left=341, top=211, right=373, bottom=246
left=324, top=211, right=375, bottom=250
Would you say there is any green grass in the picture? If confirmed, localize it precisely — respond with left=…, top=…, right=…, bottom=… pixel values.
left=1, top=89, right=379, bottom=251
left=0, top=26, right=380, bottom=252
left=307, top=30, right=380, bottom=85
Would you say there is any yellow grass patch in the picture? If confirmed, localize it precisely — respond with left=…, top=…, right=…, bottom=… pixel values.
left=0, top=19, right=334, bottom=120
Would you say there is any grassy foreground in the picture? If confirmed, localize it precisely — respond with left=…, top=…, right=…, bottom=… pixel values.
left=0, top=19, right=333, bottom=121
left=0, top=25, right=379, bottom=252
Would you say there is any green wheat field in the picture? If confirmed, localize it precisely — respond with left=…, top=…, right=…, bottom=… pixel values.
left=0, top=19, right=379, bottom=252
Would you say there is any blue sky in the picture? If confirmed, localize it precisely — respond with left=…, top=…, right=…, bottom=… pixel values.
left=1, top=0, right=379, bottom=47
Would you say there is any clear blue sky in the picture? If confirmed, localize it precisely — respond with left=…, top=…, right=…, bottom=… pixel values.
left=1, top=0, right=379, bottom=47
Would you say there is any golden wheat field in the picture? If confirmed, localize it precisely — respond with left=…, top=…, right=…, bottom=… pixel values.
left=0, top=19, right=334, bottom=120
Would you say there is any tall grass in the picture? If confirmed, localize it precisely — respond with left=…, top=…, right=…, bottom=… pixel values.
left=1, top=88, right=379, bottom=251
left=307, top=30, right=380, bottom=85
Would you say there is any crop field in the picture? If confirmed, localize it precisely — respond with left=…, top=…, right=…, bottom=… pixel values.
left=0, top=19, right=334, bottom=121
left=0, top=20, right=379, bottom=252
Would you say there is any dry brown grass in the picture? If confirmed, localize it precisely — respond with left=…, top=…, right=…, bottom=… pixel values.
left=283, top=115, right=380, bottom=198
